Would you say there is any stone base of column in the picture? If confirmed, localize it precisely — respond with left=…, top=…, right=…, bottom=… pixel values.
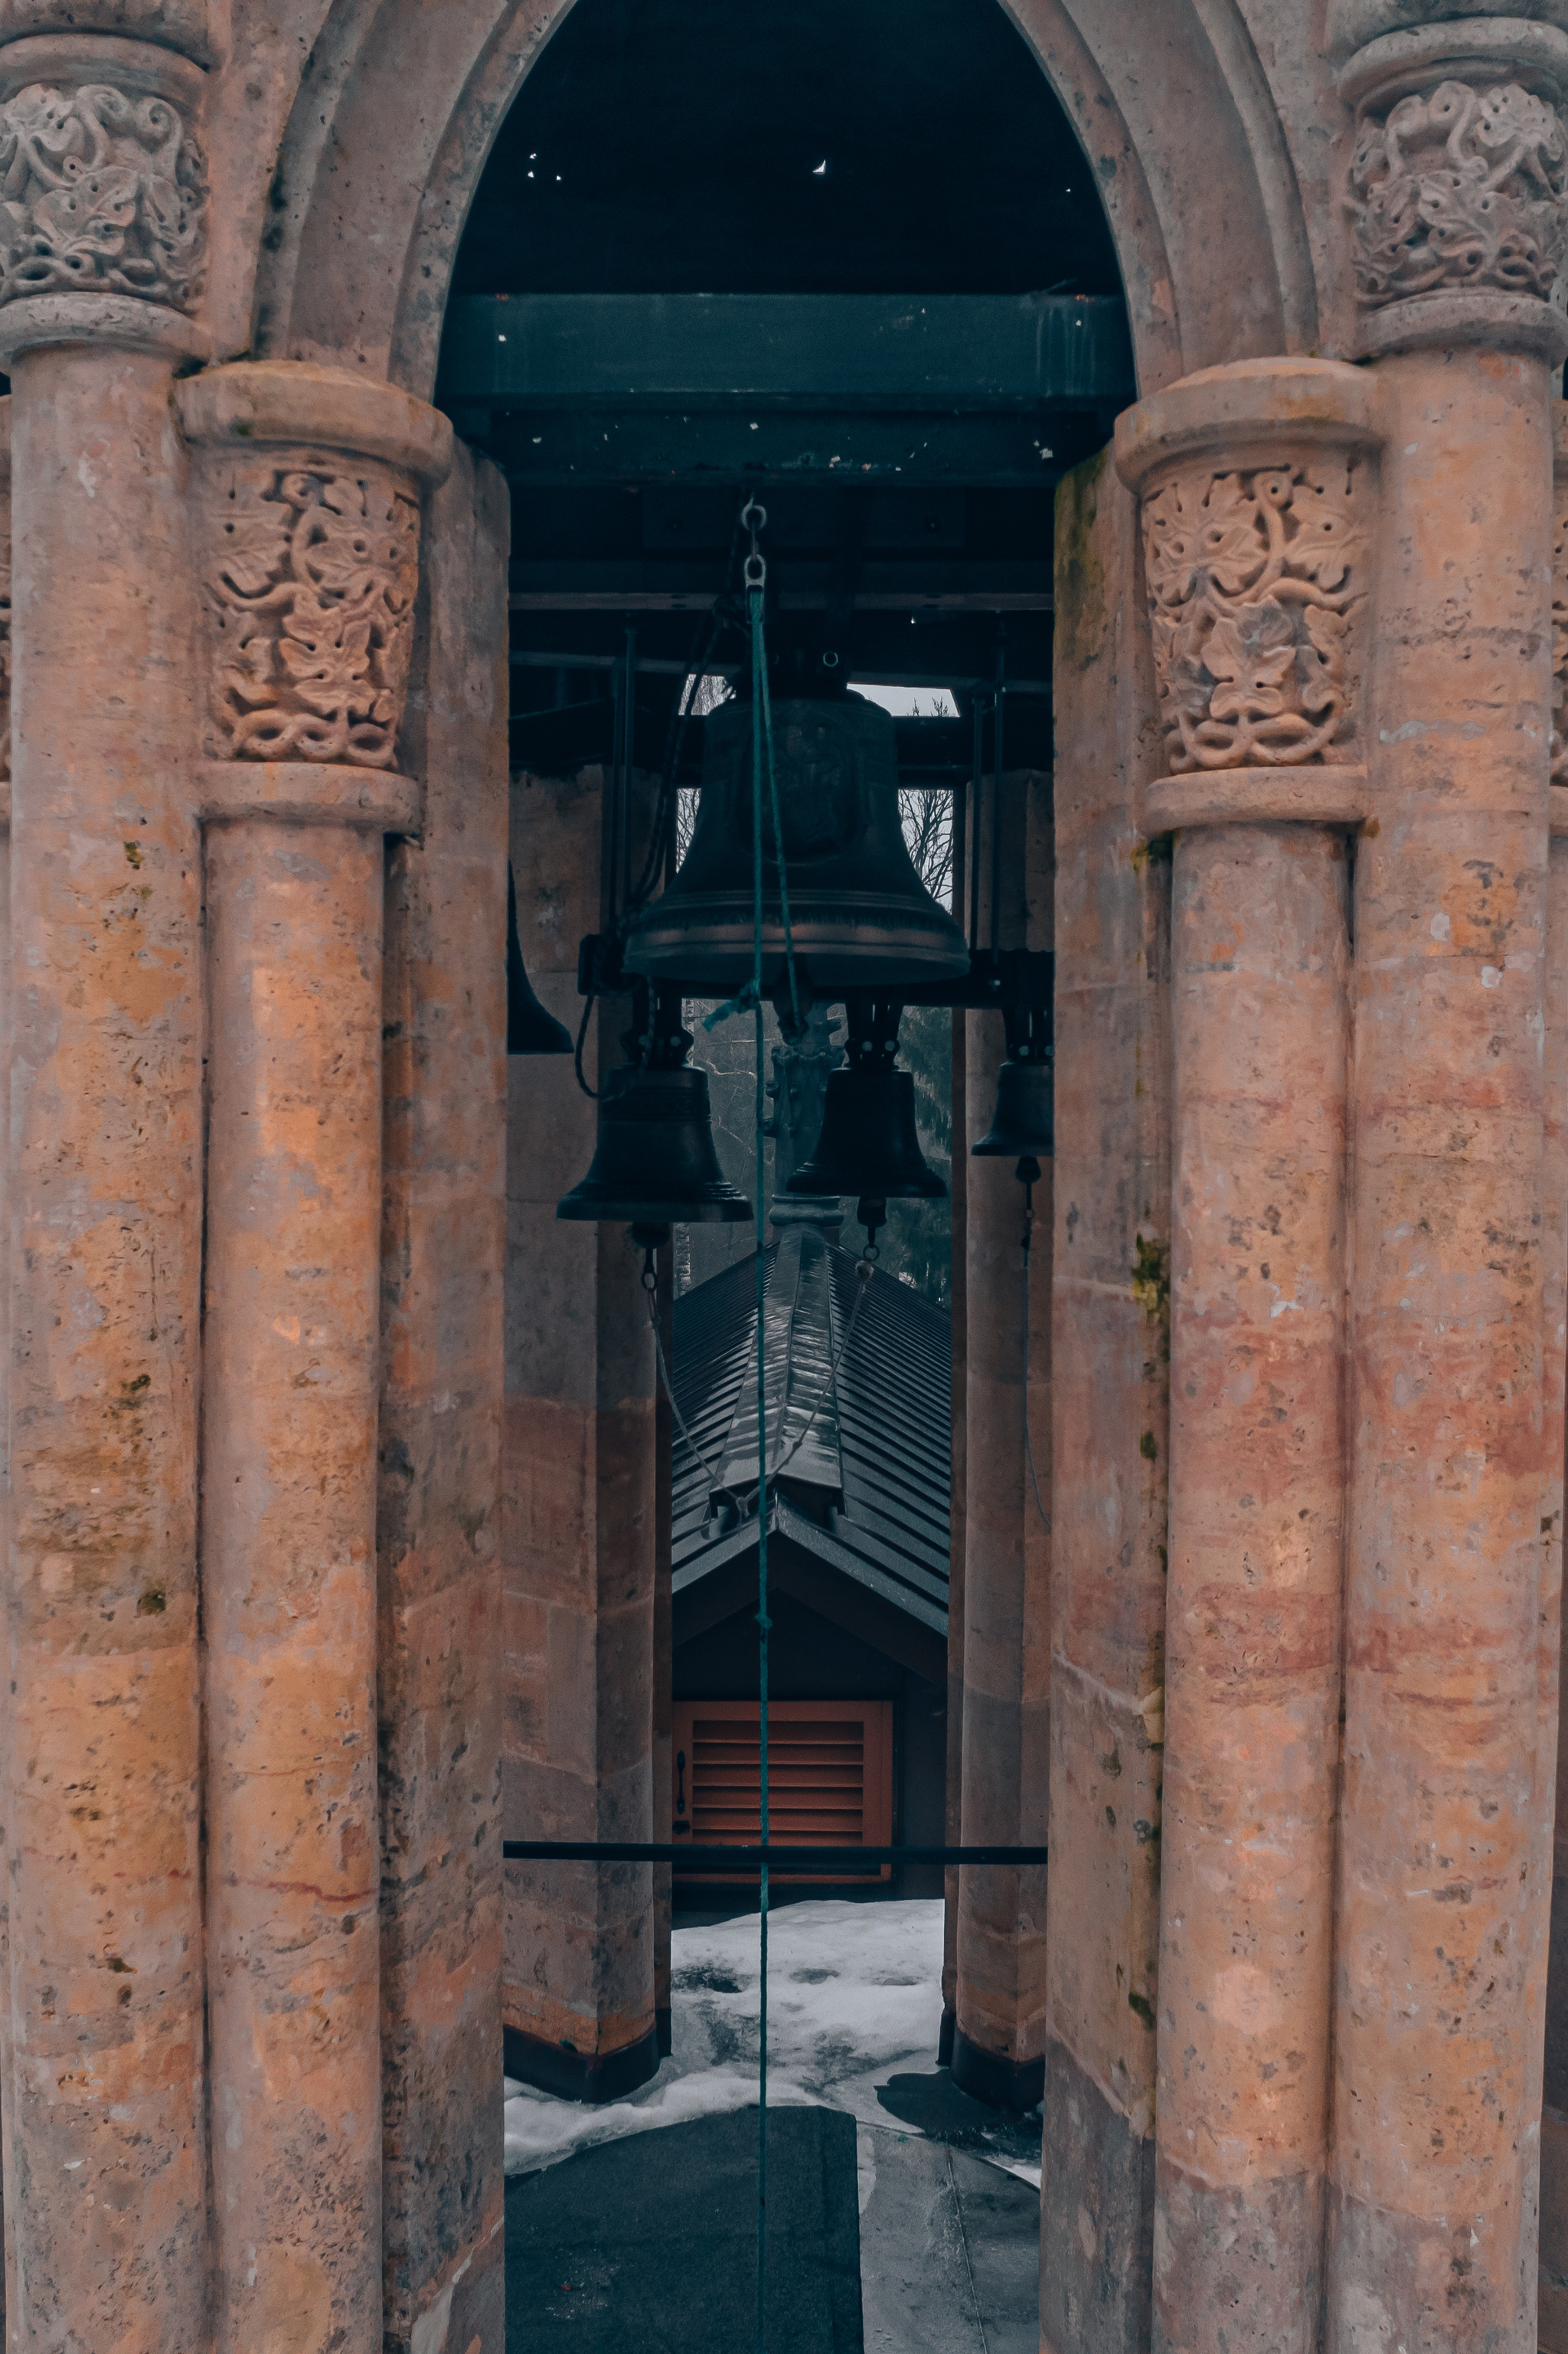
left=938, top=2006, right=956, bottom=2068
left=505, top=2022, right=662, bottom=2104
left=1155, top=2159, right=1324, bottom=2354
left=1543, top=2107, right=1568, bottom=2353
left=1040, top=2035, right=1156, bottom=2354
left=951, top=2025, right=1044, bottom=2114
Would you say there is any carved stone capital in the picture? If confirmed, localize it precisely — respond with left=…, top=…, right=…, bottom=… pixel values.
left=197, top=761, right=423, bottom=835
left=1114, top=361, right=1385, bottom=794
left=0, top=393, right=11, bottom=799
left=178, top=364, right=454, bottom=778
left=0, top=34, right=208, bottom=351
left=1330, top=3, right=1568, bottom=60
left=1339, top=19, right=1568, bottom=358
left=0, top=0, right=220, bottom=69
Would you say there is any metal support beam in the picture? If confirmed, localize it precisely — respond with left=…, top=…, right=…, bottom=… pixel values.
left=507, top=649, right=1052, bottom=694
left=470, top=407, right=1104, bottom=488
left=508, top=561, right=1051, bottom=612
left=440, top=292, right=1133, bottom=410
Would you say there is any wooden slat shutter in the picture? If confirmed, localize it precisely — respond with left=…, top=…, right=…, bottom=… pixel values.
left=671, top=1698, right=893, bottom=1884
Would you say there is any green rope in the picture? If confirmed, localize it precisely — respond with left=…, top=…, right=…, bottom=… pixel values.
left=750, top=577, right=772, bottom=2354
left=756, top=610, right=800, bottom=1038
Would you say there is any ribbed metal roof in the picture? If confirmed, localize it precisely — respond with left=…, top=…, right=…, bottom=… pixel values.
left=671, top=1227, right=951, bottom=1640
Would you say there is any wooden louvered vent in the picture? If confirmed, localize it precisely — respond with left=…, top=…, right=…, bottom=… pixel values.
left=671, top=1699, right=893, bottom=1884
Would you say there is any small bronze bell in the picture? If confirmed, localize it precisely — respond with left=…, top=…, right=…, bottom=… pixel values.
left=622, top=688, right=969, bottom=992
left=972, top=1054, right=1054, bottom=1162
left=508, top=864, right=573, bottom=1055
left=786, top=997, right=947, bottom=1228
left=556, top=991, right=753, bottom=1228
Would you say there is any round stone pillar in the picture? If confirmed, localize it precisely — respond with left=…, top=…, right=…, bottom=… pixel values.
left=0, top=398, right=12, bottom=2319
left=0, top=21, right=213, bottom=2335
left=955, top=767, right=1053, bottom=2111
left=1540, top=404, right=1568, bottom=2349
left=178, top=364, right=451, bottom=2349
left=1328, top=23, right=1568, bottom=2349
left=1116, top=358, right=1381, bottom=2351
left=502, top=764, right=660, bottom=2103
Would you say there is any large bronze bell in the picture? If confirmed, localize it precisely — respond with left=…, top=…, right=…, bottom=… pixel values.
left=557, top=992, right=752, bottom=1227
left=508, top=864, right=573, bottom=1055
left=972, top=1055, right=1054, bottom=1162
left=786, top=997, right=946, bottom=1232
left=621, top=688, right=969, bottom=992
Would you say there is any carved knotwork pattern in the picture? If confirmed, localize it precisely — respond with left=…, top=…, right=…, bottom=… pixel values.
left=1348, top=78, right=1568, bottom=307
left=206, top=463, right=420, bottom=768
left=0, top=82, right=207, bottom=311
left=1140, top=459, right=1364, bottom=773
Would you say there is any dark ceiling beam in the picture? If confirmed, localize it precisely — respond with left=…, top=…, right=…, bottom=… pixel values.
left=507, top=561, right=1054, bottom=613
left=466, top=408, right=1102, bottom=489
left=506, top=652, right=1052, bottom=694
left=439, top=292, right=1133, bottom=410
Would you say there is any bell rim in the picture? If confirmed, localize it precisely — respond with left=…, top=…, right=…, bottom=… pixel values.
left=508, top=1017, right=574, bottom=1056
left=556, top=1193, right=754, bottom=1224
left=970, top=1135, right=1054, bottom=1159
left=784, top=1171, right=949, bottom=1202
left=622, top=901, right=969, bottom=987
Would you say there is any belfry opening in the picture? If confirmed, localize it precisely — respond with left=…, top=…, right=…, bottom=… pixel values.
left=0, top=1, right=1565, bottom=2349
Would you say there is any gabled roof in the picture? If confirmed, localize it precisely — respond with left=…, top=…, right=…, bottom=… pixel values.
left=671, top=1226, right=952, bottom=1650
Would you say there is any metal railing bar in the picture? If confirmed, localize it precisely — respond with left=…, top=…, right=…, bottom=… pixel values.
left=502, top=1842, right=1047, bottom=1867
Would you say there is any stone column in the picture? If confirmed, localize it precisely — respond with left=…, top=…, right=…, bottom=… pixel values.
left=1115, top=361, right=1377, bottom=2353
left=178, top=363, right=452, bottom=2349
left=942, top=820, right=969, bottom=2068
left=0, top=21, right=212, bottom=2336
left=0, top=399, right=11, bottom=2327
left=955, top=769, right=1051, bottom=2111
left=1328, top=25, right=1566, bottom=2348
left=654, top=1235, right=674, bottom=2059
left=504, top=765, right=658, bottom=2101
left=1041, top=451, right=1168, bottom=2354
left=1541, top=405, right=1568, bottom=2353
left=374, top=439, right=508, bottom=2354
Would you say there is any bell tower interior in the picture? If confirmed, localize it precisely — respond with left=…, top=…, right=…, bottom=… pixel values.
left=452, top=0, right=1130, bottom=2149
left=438, top=0, right=1130, bottom=795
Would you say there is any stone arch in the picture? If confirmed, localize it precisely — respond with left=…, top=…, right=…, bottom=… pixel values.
left=229, top=0, right=1325, bottom=405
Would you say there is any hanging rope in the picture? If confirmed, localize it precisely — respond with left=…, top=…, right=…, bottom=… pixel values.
left=644, top=1238, right=872, bottom=1525
left=744, top=499, right=774, bottom=2354
left=642, top=1261, right=736, bottom=1508
left=762, top=1260, right=870, bottom=1487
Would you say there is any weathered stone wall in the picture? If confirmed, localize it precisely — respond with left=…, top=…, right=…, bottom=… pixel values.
left=1042, top=446, right=1169, bottom=2354
left=376, top=436, right=508, bottom=2354
left=502, top=767, right=659, bottom=2101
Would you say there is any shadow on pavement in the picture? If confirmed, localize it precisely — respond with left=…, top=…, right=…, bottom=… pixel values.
left=876, top=2068, right=1043, bottom=2168
left=505, top=2104, right=864, bottom=2352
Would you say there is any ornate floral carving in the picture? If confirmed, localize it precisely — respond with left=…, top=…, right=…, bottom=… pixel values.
left=205, top=462, right=420, bottom=768
left=1347, top=77, right=1568, bottom=307
left=0, top=80, right=206, bottom=311
left=1139, top=459, right=1365, bottom=773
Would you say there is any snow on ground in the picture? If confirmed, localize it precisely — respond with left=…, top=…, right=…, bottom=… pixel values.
left=504, top=1898, right=944, bottom=2178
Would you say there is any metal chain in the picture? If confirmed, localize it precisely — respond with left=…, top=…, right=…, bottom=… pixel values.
left=642, top=1260, right=732, bottom=1502
left=646, top=1240, right=873, bottom=1523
